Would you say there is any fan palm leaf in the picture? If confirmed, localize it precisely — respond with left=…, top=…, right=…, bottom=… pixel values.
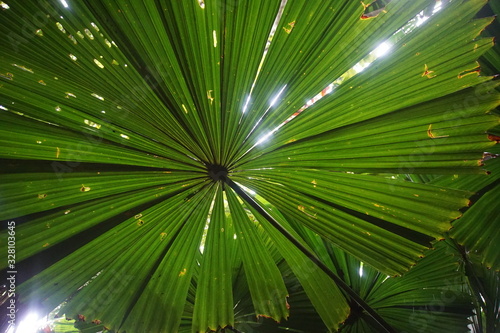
left=0, top=0, right=499, bottom=332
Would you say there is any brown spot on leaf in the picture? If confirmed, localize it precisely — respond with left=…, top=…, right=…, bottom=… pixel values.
left=488, top=134, right=500, bottom=143
left=482, top=152, right=499, bottom=163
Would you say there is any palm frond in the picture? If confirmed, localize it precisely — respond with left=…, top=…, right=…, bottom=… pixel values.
left=1, top=0, right=499, bottom=332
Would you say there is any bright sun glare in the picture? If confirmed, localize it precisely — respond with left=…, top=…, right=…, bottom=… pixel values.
left=7, top=312, right=47, bottom=333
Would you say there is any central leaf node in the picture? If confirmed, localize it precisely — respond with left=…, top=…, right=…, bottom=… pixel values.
left=207, top=164, right=228, bottom=181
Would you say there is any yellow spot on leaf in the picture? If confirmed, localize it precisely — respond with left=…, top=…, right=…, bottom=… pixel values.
left=94, top=59, right=104, bottom=69
left=43, top=243, right=50, bottom=247
left=298, top=205, right=317, bottom=218
left=56, top=22, right=65, bottom=33
left=91, top=93, right=104, bottom=101
left=207, top=90, right=214, bottom=105
left=311, top=180, right=317, bottom=188
left=458, top=66, right=480, bottom=79
left=12, top=64, right=34, bottom=73
left=56, top=147, right=60, bottom=158
left=422, top=64, right=436, bottom=79
left=80, top=185, right=91, bottom=192
left=134, top=214, right=143, bottom=219
left=84, top=119, right=101, bottom=129
left=427, top=124, right=435, bottom=138
left=160, top=232, right=167, bottom=241
left=84, top=28, right=94, bottom=39
left=179, top=268, right=187, bottom=277
left=38, top=193, right=47, bottom=199
left=0, top=72, right=13, bottom=80
left=283, top=21, right=295, bottom=34
left=427, top=124, right=448, bottom=139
